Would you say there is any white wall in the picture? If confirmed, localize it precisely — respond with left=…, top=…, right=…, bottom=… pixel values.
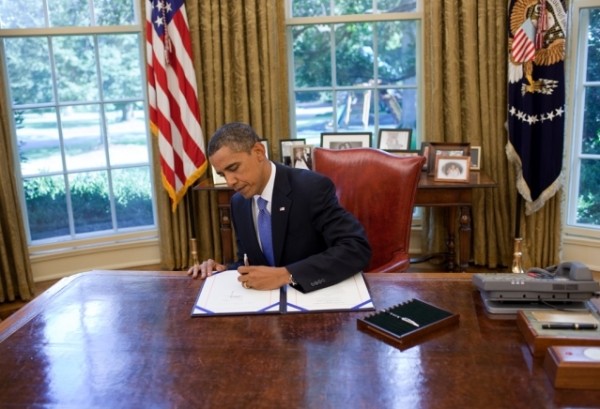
left=562, top=236, right=600, bottom=272
left=31, top=237, right=161, bottom=282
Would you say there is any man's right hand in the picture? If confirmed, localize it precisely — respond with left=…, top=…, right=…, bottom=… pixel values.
left=187, top=259, right=226, bottom=279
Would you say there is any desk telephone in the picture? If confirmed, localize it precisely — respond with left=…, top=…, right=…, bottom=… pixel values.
left=526, top=261, right=593, bottom=281
left=472, top=261, right=599, bottom=311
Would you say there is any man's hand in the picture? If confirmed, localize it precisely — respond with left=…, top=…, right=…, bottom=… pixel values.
left=237, top=266, right=291, bottom=290
left=187, top=258, right=226, bottom=279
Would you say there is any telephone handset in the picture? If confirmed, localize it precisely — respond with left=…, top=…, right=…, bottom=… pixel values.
left=527, top=261, right=592, bottom=281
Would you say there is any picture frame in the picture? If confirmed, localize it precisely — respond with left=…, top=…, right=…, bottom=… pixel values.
left=290, top=144, right=313, bottom=170
left=320, top=132, right=372, bottom=149
left=427, top=142, right=471, bottom=176
left=386, top=149, right=421, bottom=157
left=378, top=129, right=412, bottom=150
left=420, top=142, right=431, bottom=172
left=470, top=146, right=481, bottom=170
left=279, top=138, right=306, bottom=166
left=434, top=156, right=471, bottom=183
left=211, top=165, right=227, bottom=186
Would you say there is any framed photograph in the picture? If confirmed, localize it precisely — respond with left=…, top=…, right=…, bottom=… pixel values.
left=211, top=165, right=227, bottom=185
left=279, top=138, right=306, bottom=166
left=260, top=139, right=270, bottom=159
left=290, top=144, right=313, bottom=170
left=470, top=146, right=481, bottom=170
left=434, top=156, right=471, bottom=182
left=427, top=142, right=471, bottom=176
left=386, top=149, right=421, bottom=157
left=420, top=142, right=431, bottom=172
left=320, top=132, right=372, bottom=149
left=378, top=129, right=412, bottom=150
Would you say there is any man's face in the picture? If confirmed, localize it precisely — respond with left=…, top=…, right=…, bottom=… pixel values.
left=209, top=142, right=269, bottom=199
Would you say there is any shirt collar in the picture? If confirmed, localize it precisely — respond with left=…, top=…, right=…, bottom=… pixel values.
left=255, top=161, right=276, bottom=205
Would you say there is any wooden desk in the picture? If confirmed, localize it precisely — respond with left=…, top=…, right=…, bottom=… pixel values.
left=1, top=270, right=598, bottom=408
left=196, top=172, right=496, bottom=269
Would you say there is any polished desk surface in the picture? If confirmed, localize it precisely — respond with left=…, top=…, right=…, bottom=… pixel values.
left=1, top=271, right=598, bottom=409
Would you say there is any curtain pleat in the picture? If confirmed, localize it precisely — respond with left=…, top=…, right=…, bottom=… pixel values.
left=0, top=62, right=35, bottom=302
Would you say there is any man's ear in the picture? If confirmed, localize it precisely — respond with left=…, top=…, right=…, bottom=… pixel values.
left=252, top=141, right=267, bottom=160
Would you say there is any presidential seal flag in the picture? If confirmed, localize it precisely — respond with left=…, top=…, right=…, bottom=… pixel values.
left=146, top=0, right=207, bottom=211
left=507, top=0, right=566, bottom=214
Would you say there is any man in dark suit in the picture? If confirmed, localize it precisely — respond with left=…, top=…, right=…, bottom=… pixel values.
left=189, top=122, right=371, bottom=293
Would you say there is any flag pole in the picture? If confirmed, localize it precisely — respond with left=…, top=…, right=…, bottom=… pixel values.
left=186, top=189, right=201, bottom=272
left=511, top=195, right=525, bottom=274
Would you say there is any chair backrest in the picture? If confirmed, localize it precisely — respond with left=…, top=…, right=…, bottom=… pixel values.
left=313, top=147, right=424, bottom=273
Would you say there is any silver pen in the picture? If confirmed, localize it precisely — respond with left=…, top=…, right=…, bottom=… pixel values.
left=244, top=253, right=249, bottom=266
left=388, top=311, right=420, bottom=327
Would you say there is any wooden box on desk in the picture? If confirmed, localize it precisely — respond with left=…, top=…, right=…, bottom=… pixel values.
left=516, top=310, right=600, bottom=357
left=544, top=346, right=600, bottom=390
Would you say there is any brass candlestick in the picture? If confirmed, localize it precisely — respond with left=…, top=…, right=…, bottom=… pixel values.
left=190, top=238, right=200, bottom=265
left=511, top=237, right=525, bottom=274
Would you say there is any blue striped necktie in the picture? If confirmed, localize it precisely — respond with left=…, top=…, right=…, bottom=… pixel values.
left=257, top=197, right=275, bottom=266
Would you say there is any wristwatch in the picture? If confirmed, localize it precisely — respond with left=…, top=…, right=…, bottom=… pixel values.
left=289, top=274, right=298, bottom=286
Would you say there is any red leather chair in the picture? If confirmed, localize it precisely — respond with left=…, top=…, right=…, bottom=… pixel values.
left=313, top=147, right=425, bottom=273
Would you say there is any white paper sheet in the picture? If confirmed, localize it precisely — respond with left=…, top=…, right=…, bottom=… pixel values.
left=192, top=270, right=373, bottom=316
left=286, top=272, right=373, bottom=312
left=192, top=270, right=280, bottom=315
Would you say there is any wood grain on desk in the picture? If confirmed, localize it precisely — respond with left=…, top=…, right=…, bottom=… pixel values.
left=1, top=270, right=598, bottom=409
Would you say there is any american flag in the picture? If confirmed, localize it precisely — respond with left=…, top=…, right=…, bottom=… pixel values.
left=511, top=18, right=536, bottom=63
left=146, top=0, right=206, bottom=211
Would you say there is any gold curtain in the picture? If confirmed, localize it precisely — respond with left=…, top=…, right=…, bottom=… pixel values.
left=422, top=0, right=560, bottom=269
left=151, top=0, right=290, bottom=269
left=0, top=64, right=35, bottom=303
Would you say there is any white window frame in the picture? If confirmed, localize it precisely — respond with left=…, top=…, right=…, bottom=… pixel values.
left=284, top=2, right=423, bottom=147
left=0, top=2, right=160, bottom=281
left=564, top=0, right=600, bottom=240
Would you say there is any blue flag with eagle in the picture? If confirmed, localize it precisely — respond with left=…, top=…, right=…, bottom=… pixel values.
left=507, top=0, right=566, bottom=215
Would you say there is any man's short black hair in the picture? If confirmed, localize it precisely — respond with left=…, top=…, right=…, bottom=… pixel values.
left=207, top=122, right=261, bottom=157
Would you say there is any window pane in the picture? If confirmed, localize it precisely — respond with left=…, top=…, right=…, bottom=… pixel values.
left=48, top=0, right=91, bottom=27
left=70, top=171, right=111, bottom=233
left=4, top=37, right=54, bottom=105
left=106, top=102, right=149, bottom=166
left=16, top=108, right=64, bottom=176
left=93, top=0, right=135, bottom=25
left=113, top=167, right=154, bottom=228
left=292, top=25, right=331, bottom=87
left=60, top=105, right=106, bottom=171
left=295, top=91, right=333, bottom=145
left=335, top=23, right=374, bottom=87
left=586, top=8, right=600, bottom=82
left=25, top=175, right=69, bottom=241
left=334, top=0, right=371, bottom=15
left=380, top=87, right=417, bottom=132
left=53, top=36, right=99, bottom=102
left=98, top=34, right=143, bottom=100
left=577, top=159, right=600, bottom=226
left=377, top=21, right=416, bottom=86
left=582, top=86, right=600, bottom=155
left=291, top=0, right=330, bottom=17
left=337, top=89, right=375, bottom=130
left=377, top=0, right=417, bottom=13
left=0, top=0, right=46, bottom=28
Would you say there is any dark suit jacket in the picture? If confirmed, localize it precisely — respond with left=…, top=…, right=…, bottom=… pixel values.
left=228, top=163, right=371, bottom=293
